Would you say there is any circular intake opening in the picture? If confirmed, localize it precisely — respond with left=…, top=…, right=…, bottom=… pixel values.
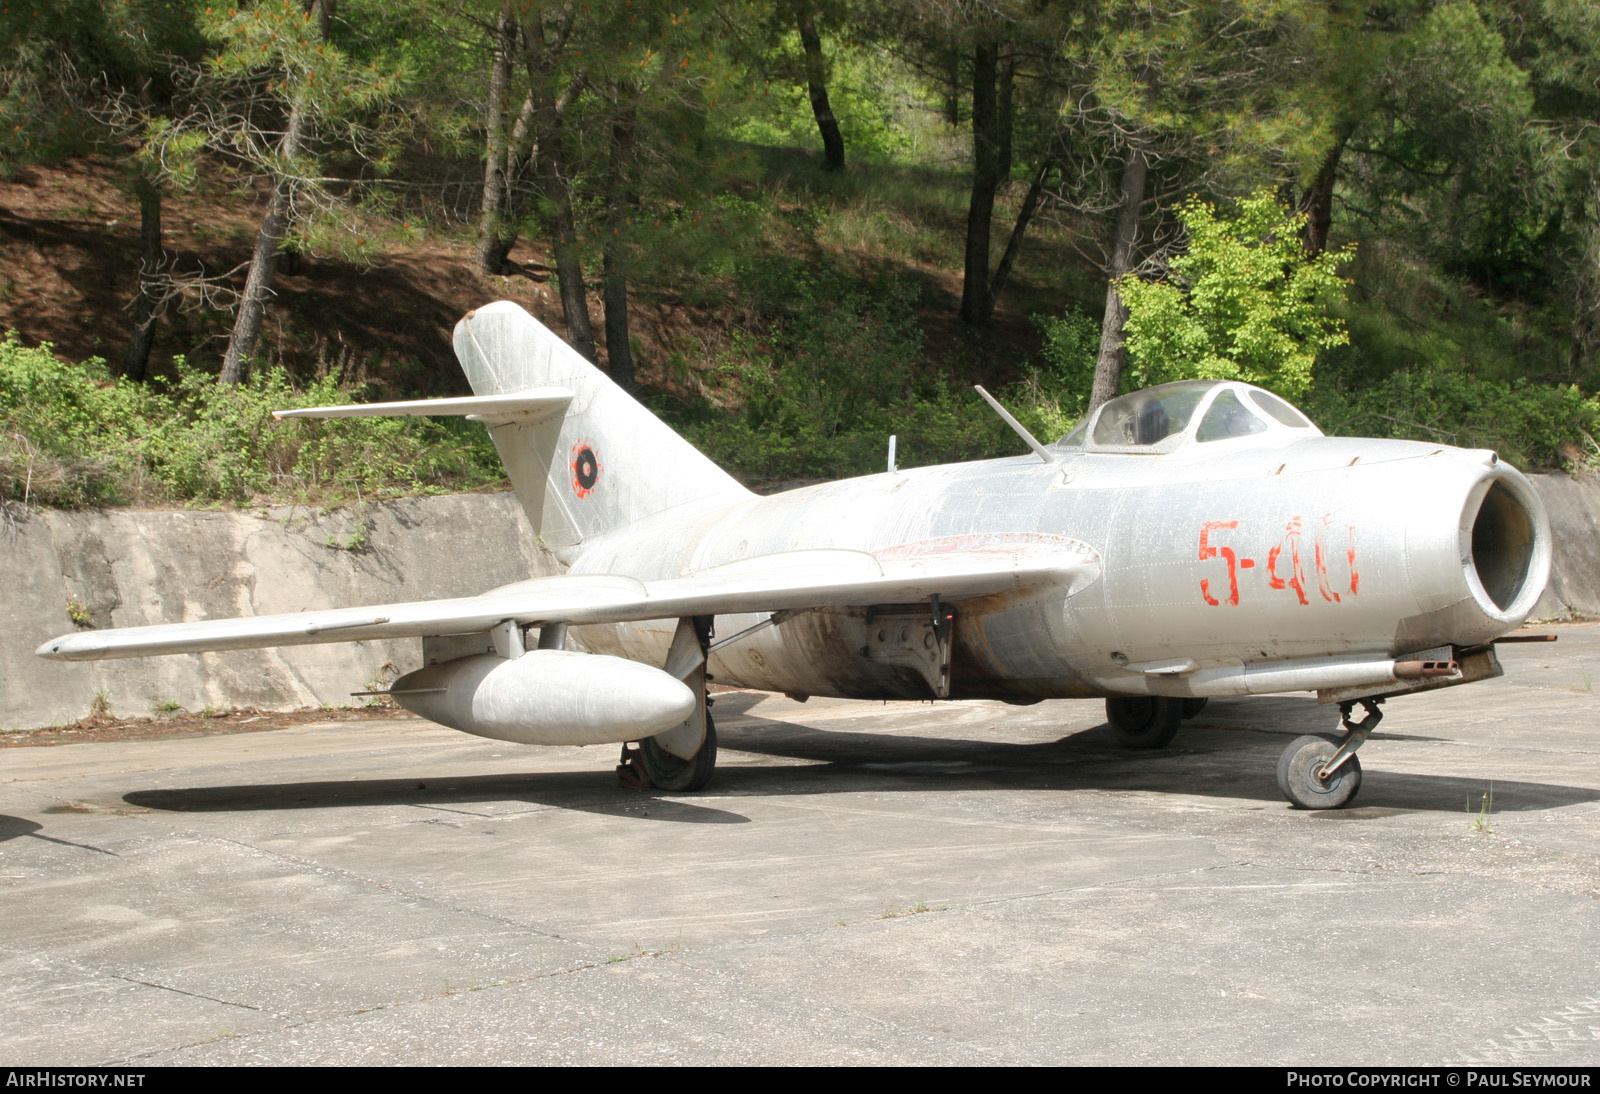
left=1469, top=479, right=1538, bottom=613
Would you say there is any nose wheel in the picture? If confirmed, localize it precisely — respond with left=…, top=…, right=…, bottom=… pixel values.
left=1277, top=699, right=1382, bottom=809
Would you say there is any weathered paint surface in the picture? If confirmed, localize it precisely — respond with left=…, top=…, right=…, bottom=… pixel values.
left=566, top=434, right=1547, bottom=702
left=389, top=650, right=695, bottom=745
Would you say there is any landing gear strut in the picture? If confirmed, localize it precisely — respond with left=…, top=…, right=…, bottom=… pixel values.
left=1276, top=698, right=1382, bottom=810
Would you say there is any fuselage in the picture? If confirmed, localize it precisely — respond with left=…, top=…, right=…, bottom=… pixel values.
left=567, top=426, right=1548, bottom=704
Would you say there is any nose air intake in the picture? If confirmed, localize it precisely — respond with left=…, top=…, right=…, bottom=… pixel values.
left=1463, top=472, right=1549, bottom=625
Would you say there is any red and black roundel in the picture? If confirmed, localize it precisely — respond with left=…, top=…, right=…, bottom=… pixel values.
left=570, top=441, right=602, bottom=498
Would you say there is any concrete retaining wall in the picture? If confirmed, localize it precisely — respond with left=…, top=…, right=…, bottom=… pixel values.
left=3, top=474, right=1596, bottom=731
left=1529, top=472, right=1600, bottom=622
left=4, top=494, right=556, bottom=730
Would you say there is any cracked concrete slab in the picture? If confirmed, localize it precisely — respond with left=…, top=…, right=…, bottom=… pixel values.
left=1, top=628, right=1596, bottom=1064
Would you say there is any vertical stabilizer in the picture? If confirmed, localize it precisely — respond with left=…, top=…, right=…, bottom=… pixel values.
left=453, top=302, right=750, bottom=551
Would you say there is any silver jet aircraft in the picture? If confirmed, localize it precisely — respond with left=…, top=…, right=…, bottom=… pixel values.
left=37, top=302, right=1552, bottom=809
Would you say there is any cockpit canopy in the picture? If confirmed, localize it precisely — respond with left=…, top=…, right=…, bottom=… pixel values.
left=1056, top=380, right=1321, bottom=453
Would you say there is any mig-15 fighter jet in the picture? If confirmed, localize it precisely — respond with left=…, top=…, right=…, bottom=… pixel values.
left=37, top=302, right=1552, bottom=809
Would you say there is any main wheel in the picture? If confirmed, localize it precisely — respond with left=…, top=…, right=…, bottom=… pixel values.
left=1277, top=733, right=1362, bottom=810
left=1105, top=696, right=1182, bottom=749
left=639, top=712, right=718, bottom=792
left=1181, top=698, right=1209, bottom=719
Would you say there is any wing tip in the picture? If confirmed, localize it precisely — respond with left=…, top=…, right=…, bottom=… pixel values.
left=35, top=635, right=77, bottom=661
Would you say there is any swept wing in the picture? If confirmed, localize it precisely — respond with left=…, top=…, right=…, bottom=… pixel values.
left=37, top=535, right=1100, bottom=662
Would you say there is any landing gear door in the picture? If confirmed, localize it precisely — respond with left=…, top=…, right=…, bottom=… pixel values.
left=653, top=616, right=709, bottom=760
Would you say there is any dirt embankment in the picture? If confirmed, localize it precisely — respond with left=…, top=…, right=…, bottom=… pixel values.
left=0, top=156, right=1052, bottom=401
left=0, top=156, right=752, bottom=399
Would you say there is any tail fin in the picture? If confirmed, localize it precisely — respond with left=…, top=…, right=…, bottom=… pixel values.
left=453, top=302, right=749, bottom=551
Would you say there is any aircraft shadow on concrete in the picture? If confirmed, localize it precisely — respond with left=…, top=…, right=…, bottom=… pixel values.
left=124, top=774, right=754, bottom=824
left=0, top=815, right=43, bottom=843
left=710, top=714, right=1597, bottom=815
left=0, top=813, right=119, bottom=855
left=120, top=695, right=1599, bottom=820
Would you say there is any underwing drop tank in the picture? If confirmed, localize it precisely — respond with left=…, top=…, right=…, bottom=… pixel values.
left=389, top=650, right=696, bottom=746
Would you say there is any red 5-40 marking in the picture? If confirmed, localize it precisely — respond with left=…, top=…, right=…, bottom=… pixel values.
left=1198, top=520, right=1241, bottom=606
left=1200, top=516, right=1358, bottom=607
left=1266, top=516, right=1309, bottom=605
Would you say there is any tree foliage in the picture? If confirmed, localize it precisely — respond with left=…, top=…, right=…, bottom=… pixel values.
left=4, top=0, right=1600, bottom=487
left=1119, top=191, right=1352, bottom=400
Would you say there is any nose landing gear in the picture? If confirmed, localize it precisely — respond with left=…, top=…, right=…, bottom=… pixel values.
left=1277, top=698, right=1383, bottom=809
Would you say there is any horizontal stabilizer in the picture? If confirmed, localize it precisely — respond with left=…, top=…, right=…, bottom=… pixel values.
left=273, top=388, right=573, bottom=426
left=37, top=535, right=1101, bottom=662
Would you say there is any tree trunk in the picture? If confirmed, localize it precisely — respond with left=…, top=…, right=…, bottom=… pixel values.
left=536, top=77, right=594, bottom=361
left=796, top=0, right=844, bottom=171
left=988, top=160, right=1052, bottom=312
left=307, top=0, right=333, bottom=39
left=1088, top=145, right=1149, bottom=412
left=1300, top=123, right=1350, bottom=257
left=476, top=91, right=541, bottom=275
left=1571, top=174, right=1600, bottom=375
left=602, top=102, right=636, bottom=390
left=943, top=48, right=961, bottom=125
left=959, top=38, right=1002, bottom=327
left=220, top=100, right=308, bottom=385
left=220, top=0, right=331, bottom=385
left=475, top=5, right=517, bottom=274
left=996, top=48, right=1014, bottom=181
left=121, top=174, right=163, bottom=382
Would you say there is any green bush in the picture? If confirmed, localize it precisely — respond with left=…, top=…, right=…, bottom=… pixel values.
left=1033, top=306, right=1099, bottom=410
left=0, top=332, right=505, bottom=507
left=1304, top=369, right=1600, bottom=470
left=1120, top=190, right=1353, bottom=400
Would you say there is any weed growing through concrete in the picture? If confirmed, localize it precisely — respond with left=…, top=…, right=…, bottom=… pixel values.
left=880, top=901, right=931, bottom=919
left=362, top=661, right=400, bottom=708
left=65, top=596, right=91, bottom=628
left=324, top=525, right=369, bottom=552
left=1470, top=787, right=1495, bottom=834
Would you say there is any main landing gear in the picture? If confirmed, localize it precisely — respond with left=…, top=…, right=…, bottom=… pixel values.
left=1276, top=698, right=1383, bottom=810
left=618, top=614, right=719, bottom=793
left=617, top=709, right=719, bottom=792
left=639, top=711, right=718, bottom=791
left=1105, top=696, right=1209, bottom=749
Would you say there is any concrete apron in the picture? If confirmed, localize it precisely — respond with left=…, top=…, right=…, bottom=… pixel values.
left=0, top=630, right=1596, bottom=1064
